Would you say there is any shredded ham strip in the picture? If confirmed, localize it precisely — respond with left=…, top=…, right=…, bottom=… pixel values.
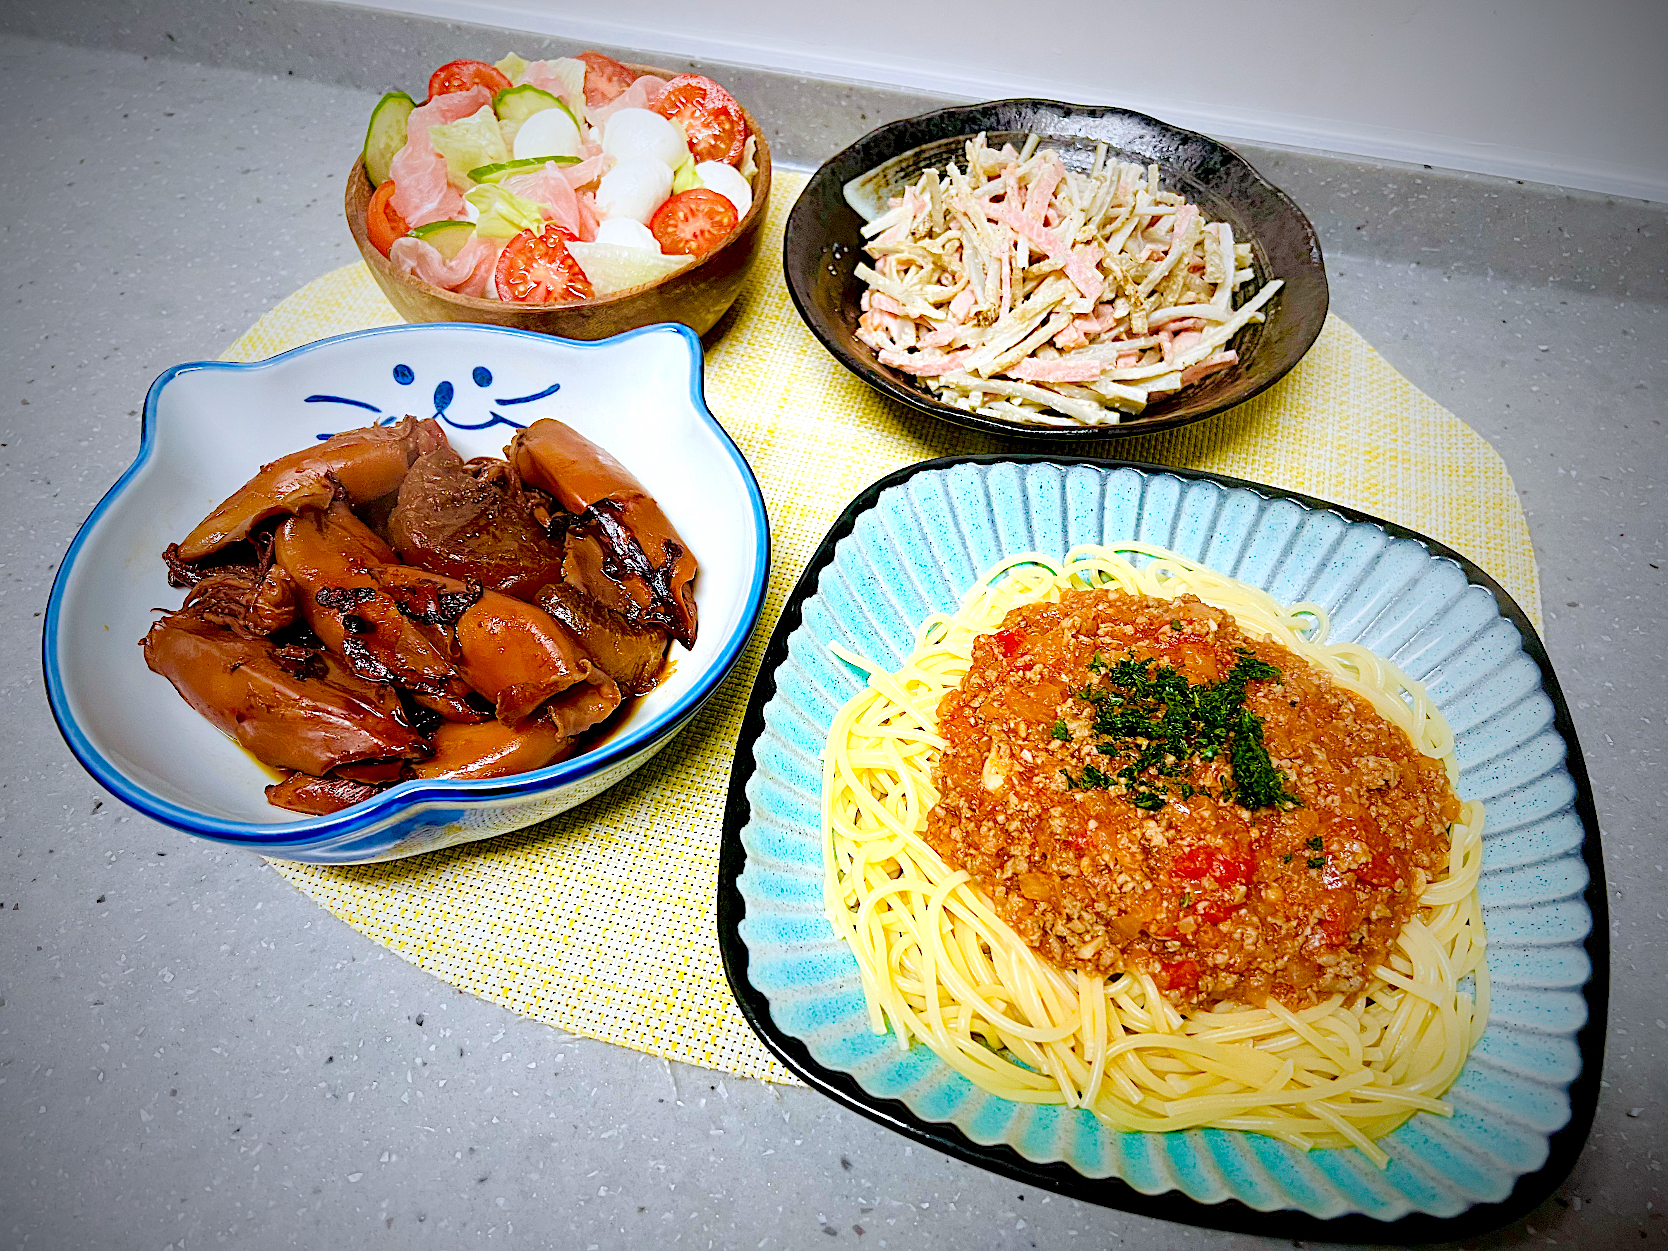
left=852, top=132, right=1283, bottom=427
left=1009, top=358, right=1105, bottom=383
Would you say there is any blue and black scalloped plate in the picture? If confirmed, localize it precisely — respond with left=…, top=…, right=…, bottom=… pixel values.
left=717, top=456, right=1604, bottom=1240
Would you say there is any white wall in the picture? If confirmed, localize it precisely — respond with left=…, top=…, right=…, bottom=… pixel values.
left=348, top=0, right=1668, bottom=202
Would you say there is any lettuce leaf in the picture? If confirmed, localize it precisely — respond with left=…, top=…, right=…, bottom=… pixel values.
left=428, top=105, right=510, bottom=187
left=545, top=58, right=588, bottom=123
left=670, top=151, right=702, bottom=195
left=465, top=184, right=548, bottom=239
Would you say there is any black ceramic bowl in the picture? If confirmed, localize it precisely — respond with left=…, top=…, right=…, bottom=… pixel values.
left=784, top=99, right=1329, bottom=441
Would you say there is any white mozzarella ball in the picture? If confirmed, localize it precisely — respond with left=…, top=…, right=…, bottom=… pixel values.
left=596, top=158, right=673, bottom=226
left=602, top=108, right=689, bottom=168
left=512, top=106, right=582, bottom=161
left=592, top=217, right=663, bottom=252
left=694, top=161, right=752, bottom=219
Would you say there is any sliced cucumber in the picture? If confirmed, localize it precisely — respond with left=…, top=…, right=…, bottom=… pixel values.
left=468, top=155, right=580, bottom=184
left=492, top=84, right=575, bottom=128
left=408, top=220, right=476, bottom=262
left=363, top=90, right=416, bottom=186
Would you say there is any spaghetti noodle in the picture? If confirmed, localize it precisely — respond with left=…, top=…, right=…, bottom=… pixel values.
left=821, top=544, right=1486, bottom=1164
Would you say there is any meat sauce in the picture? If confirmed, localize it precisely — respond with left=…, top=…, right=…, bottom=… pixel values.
left=925, top=589, right=1459, bottom=1010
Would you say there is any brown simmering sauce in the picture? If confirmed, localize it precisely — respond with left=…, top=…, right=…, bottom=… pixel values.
left=925, top=589, right=1460, bottom=1011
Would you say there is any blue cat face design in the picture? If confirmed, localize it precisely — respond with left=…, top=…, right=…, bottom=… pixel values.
left=303, top=363, right=562, bottom=438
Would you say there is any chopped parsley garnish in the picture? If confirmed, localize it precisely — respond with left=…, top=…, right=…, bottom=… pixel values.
left=1057, top=647, right=1302, bottom=811
left=1306, top=857, right=1326, bottom=870
left=1170, top=619, right=1183, bottom=631
left=1051, top=720, right=1071, bottom=741
left=1305, top=836, right=1324, bottom=851
left=1061, top=763, right=1116, bottom=790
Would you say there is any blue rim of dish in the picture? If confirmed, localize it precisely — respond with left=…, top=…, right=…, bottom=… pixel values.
left=41, top=321, right=771, bottom=847
left=716, top=454, right=1607, bottom=1241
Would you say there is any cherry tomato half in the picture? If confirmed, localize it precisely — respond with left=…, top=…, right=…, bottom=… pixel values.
left=495, top=223, right=594, bottom=304
left=577, top=51, right=636, bottom=107
left=366, top=180, right=409, bottom=257
left=650, top=74, right=747, bottom=165
left=428, top=59, right=511, bottom=100
left=648, top=188, right=739, bottom=258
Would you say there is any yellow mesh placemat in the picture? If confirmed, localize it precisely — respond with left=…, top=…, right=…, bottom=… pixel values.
left=223, top=170, right=1540, bottom=1084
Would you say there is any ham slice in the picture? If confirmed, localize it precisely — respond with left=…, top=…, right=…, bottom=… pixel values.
left=1079, top=303, right=1120, bottom=335
left=389, top=138, right=463, bottom=227
left=407, top=86, right=492, bottom=149
left=1178, top=350, right=1237, bottom=386
left=562, top=153, right=611, bottom=189
left=389, top=234, right=500, bottom=296
left=878, top=349, right=973, bottom=377
left=1024, top=156, right=1063, bottom=220
left=458, top=239, right=504, bottom=298
left=503, top=165, right=588, bottom=240
left=588, top=76, right=667, bottom=129
left=575, top=190, right=599, bottom=240
left=986, top=202, right=1104, bottom=302
left=520, top=62, right=587, bottom=124
left=637, top=75, right=668, bottom=107
left=1007, top=359, right=1105, bottom=383
left=387, top=87, right=490, bottom=227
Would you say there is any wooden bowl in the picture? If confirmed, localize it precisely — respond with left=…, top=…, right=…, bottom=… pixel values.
left=346, top=65, right=772, bottom=339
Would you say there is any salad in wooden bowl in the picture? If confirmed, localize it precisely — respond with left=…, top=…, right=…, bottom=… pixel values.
left=346, top=51, right=772, bottom=338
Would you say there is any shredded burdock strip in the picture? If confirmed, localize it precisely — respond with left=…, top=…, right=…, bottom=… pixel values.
left=853, top=133, right=1284, bottom=426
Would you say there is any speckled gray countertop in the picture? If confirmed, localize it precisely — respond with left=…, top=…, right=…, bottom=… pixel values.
left=1, top=4, right=1664, bottom=1249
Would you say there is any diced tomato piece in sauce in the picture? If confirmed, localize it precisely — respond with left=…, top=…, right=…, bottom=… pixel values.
left=1172, top=847, right=1213, bottom=879
left=1355, top=853, right=1400, bottom=887
left=1158, top=959, right=1200, bottom=992
left=1209, top=852, right=1254, bottom=887
left=1316, top=908, right=1351, bottom=946
left=1195, top=897, right=1239, bottom=925
left=990, top=628, right=1026, bottom=659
